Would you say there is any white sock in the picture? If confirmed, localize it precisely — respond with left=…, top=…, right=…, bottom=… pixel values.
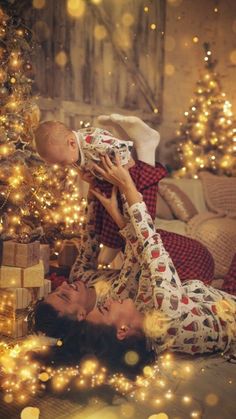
left=96, top=115, right=130, bottom=141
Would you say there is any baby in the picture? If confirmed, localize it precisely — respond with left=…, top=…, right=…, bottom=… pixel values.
left=34, top=121, right=133, bottom=175
left=34, top=114, right=167, bottom=264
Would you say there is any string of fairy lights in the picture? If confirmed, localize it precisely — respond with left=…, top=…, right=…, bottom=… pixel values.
left=0, top=335, right=226, bottom=419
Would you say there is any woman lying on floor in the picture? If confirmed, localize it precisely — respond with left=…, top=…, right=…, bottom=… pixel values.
left=32, top=154, right=236, bottom=375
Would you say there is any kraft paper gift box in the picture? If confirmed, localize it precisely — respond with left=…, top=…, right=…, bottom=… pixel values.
left=0, top=287, right=39, bottom=310
left=0, top=261, right=44, bottom=288
left=0, top=240, right=40, bottom=268
left=0, top=310, right=28, bottom=338
left=40, top=244, right=50, bottom=275
left=58, top=239, right=80, bottom=267
left=38, top=278, right=51, bottom=299
left=0, top=280, right=51, bottom=314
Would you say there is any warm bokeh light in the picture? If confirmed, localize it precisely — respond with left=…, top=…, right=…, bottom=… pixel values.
left=165, top=63, right=175, bottom=76
left=67, top=0, right=86, bottom=18
left=121, top=13, right=134, bottom=27
left=205, top=393, right=219, bottom=406
left=21, top=407, right=40, bottom=419
left=148, top=413, right=169, bottom=419
left=124, top=351, right=139, bottom=366
left=229, top=49, right=236, bottom=64
left=167, top=0, right=183, bottom=6
left=32, top=0, right=46, bottom=9
left=94, top=25, right=107, bottom=41
left=55, top=51, right=68, bottom=67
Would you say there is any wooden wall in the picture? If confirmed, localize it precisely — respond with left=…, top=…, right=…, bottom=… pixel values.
left=23, top=0, right=165, bottom=128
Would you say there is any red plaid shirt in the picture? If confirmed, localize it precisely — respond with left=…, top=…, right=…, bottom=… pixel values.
left=94, top=160, right=167, bottom=249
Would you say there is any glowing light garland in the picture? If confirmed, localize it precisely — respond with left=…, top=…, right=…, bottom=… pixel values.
left=0, top=335, right=229, bottom=419
left=0, top=336, right=190, bottom=407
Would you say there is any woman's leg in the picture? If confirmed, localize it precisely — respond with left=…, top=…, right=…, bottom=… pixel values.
left=222, top=253, right=236, bottom=295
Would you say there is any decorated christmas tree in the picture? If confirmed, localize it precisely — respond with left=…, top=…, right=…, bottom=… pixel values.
left=174, top=43, right=236, bottom=178
left=0, top=6, right=84, bottom=249
left=0, top=5, right=85, bottom=338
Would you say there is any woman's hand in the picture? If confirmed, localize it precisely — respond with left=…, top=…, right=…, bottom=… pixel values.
left=90, top=185, right=127, bottom=229
left=92, top=153, right=142, bottom=207
left=77, top=169, right=96, bottom=201
left=91, top=153, right=133, bottom=191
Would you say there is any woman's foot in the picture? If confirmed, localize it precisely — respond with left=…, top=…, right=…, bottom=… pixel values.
left=98, top=114, right=160, bottom=166
left=96, top=115, right=131, bottom=141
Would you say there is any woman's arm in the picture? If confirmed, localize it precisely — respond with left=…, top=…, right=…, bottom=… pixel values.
left=90, top=184, right=127, bottom=230
left=91, top=155, right=183, bottom=315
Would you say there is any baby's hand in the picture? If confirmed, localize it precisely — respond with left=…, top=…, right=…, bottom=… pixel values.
left=78, top=168, right=95, bottom=185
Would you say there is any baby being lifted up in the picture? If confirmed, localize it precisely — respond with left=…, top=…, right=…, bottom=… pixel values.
left=35, top=120, right=133, bottom=175
left=34, top=115, right=166, bottom=264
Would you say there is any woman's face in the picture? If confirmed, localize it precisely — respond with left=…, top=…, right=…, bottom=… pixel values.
left=87, top=298, right=140, bottom=334
left=46, top=281, right=89, bottom=321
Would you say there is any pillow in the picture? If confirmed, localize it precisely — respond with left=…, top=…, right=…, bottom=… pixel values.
left=156, top=192, right=174, bottom=220
left=199, top=171, right=236, bottom=217
left=162, top=178, right=207, bottom=213
left=158, top=182, right=198, bottom=222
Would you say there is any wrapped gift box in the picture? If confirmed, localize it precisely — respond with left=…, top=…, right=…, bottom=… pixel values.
left=0, top=287, right=36, bottom=310
left=0, top=261, right=44, bottom=288
left=0, top=309, right=28, bottom=338
left=0, top=280, right=51, bottom=316
left=0, top=240, right=40, bottom=268
left=38, top=278, right=51, bottom=299
left=40, top=244, right=50, bottom=275
left=58, top=239, right=80, bottom=267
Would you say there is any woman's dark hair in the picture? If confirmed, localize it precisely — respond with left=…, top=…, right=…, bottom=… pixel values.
left=33, top=300, right=155, bottom=376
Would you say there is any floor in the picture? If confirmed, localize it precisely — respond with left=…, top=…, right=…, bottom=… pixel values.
left=0, top=351, right=235, bottom=419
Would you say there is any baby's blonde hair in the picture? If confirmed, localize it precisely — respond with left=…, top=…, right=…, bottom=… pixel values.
left=34, top=121, right=71, bottom=157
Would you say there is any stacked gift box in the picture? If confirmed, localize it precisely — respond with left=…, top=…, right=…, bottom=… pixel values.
left=0, top=240, right=51, bottom=338
left=58, top=238, right=80, bottom=268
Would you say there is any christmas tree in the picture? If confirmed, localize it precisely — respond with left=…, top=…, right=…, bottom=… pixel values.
left=174, top=43, right=236, bottom=178
left=0, top=6, right=84, bottom=249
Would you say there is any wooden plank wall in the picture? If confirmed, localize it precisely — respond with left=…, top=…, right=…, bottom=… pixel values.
left=24, top=0, right=165, bottom=129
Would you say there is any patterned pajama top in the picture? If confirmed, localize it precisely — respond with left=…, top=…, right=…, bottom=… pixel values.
left=73, top=127, right=133, bottom=176
left=69, top=198, right=236, bottom=356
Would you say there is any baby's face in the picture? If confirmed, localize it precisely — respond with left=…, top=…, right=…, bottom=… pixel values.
left=43, top=132, right=79, bottom=166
